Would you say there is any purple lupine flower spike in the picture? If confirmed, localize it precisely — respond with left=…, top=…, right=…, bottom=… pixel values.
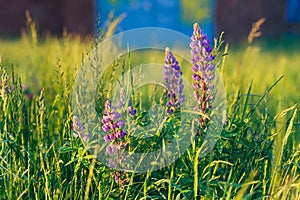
left=83, top=133, right=90, bottom=142
left=163, top=47, right=184, bottom=114
left=72, top=116, right=85, bottom=134
left=118, top=88, right=137, bottom=117
left=101, top=88, right=136, bottom=185
left=72, top=116, right=90, bottom=141
left=102, top=100, right=126, bottom=143
left=101, top=98, right=130, bottom=185
left=118, top=88, right=125, bottom=109
left=190, top=23, right=215, bottom=131
left=128, top=106, right=137, bottom=116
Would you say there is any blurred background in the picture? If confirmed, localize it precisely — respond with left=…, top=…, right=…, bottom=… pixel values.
left=0, top=0, right=300, bottom=42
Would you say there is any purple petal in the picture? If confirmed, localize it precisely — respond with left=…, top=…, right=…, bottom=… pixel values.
left=207, top=63, right=215, bottom=71
left=166, top=100, right=173, bottom=107
left=192, top=74, right=201, bottom=81
left=207, top=74, right=215, bottom=80
left=116, top=130, right=126, bottom=138
left=192, top=65, right=199, bottom=73
left=192, top=83, right=200, bottom=89
left=173, top=65, right=180, bottom=71
left=206, top=46, right=213, bottom=53
left=116, top=120, right=125, bottom=128
left=101, top=116, right=110, bottom=124
left=178, top=96, right=185, bottom=103
left=83, top=133, right=90, bottom=142
left=206, top=54, right=215, bottom=61
left=110, top=112, right=120, bottom=120
left=104, top=134, right=115, bottom=143
left=128, top=106, right=137, bottom=116
left=118, top=101, right=124, bottom=108
left=106, top=144, right=117, bottom=155
left=102, top=124, right=110, bottom=132
left=167, top=109, right=174, bottom=114
left=114, top=175, right=119, bottom=182
left=109, top=158, right=116, bottom=168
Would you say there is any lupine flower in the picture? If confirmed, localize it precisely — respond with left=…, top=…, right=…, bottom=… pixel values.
left=116, top=130, right=126, bottom=138
left=110, top=171, right=129, bottom=186
left=163, top=48, right=184, bottom=114
left=104, top=133, right=115, bottom=142
left=102, top=100, right=125, bottom=142
left=72, top=116, right=85, bottom=134
left=190, top=23, right=215, bottom=131
left=101, top=99, right=128, bottom=184
left=106, top=144, right=117, bottom=156
left=120, top=88, right=137, bottom=117
left=83, top=133, right=90, bottom=142
left=101, top=87, right=137, bottom=185
left=128, top=105, right=137, bottom=116
left=102, top=99, right=126, bottom=167
left=109, top=158, right=116, bottom=168
left=101, top=88, right=136, bottom=186
left=118, top=88, right=125, bottom=109
left=72, top=116, right=90, bottom=141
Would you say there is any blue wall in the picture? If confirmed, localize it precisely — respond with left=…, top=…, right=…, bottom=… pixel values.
left=96, top=0, right=215, bottom=40
left=287, top=0, right=300, bottom=22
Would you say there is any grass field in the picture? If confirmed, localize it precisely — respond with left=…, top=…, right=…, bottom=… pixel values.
left=0, top=21, right=299, bottom=199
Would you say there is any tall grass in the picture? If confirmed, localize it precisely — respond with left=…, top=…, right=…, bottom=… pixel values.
left=0, top=18, right=299, bottom=199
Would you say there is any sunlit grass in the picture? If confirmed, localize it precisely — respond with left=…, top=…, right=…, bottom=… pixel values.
left=0, top=21, right=299, bottom=199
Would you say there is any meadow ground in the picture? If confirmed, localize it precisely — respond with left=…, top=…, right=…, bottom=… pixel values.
left=0, top=24, right=299, bottom=199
